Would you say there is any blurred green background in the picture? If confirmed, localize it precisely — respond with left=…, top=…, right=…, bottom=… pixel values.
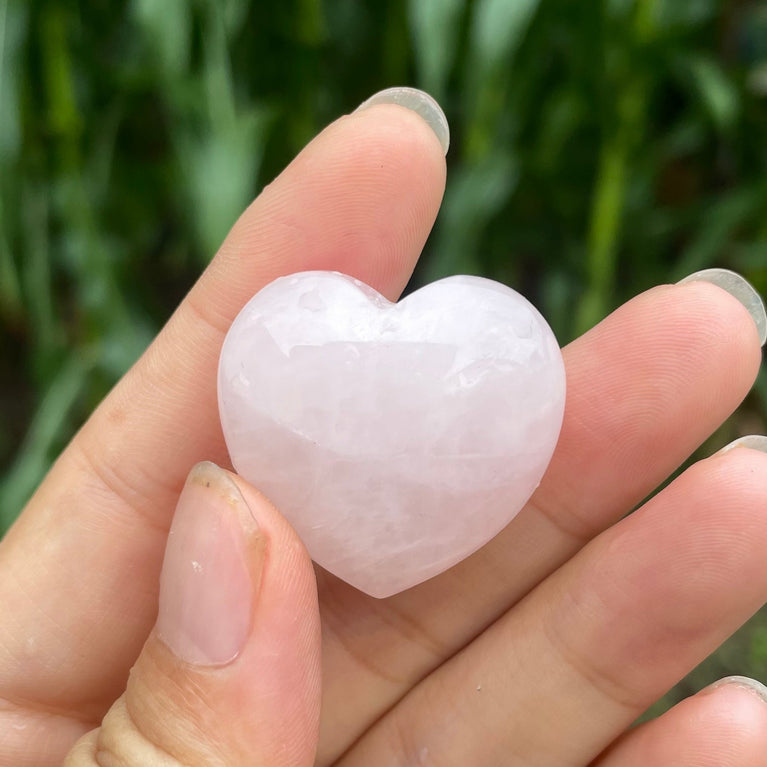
left=2, top=0, right=767, bottom=717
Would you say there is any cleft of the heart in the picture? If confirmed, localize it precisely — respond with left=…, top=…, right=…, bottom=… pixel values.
left=218, top=271, right=566, bottom=597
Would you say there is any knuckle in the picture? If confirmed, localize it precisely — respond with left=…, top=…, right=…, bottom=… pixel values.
left=64, top=696, right=193, bottom=767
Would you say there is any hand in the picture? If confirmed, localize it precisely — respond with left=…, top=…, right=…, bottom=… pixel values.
left=2, top=90, right=767, bottom=767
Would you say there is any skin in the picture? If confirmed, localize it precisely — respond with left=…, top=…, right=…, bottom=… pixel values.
left=1, top=103, right=767, bottom=766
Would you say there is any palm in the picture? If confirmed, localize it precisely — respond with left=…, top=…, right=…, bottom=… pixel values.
left=2, top=103, right=766, bottom=767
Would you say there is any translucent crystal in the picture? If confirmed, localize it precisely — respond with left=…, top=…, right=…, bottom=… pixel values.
left=218, top=272, right=566, bottom=597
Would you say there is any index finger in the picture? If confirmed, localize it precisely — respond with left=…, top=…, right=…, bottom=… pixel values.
left=0, top=95, right=447, bottom=728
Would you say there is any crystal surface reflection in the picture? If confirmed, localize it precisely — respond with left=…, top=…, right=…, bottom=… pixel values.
left=219, top=272, right=566, bottom=597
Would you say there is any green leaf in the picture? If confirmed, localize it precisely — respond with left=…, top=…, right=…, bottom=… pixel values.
left=222, top=0, right=251, bottom=37
left=294, top=0, right=326, bottom=45
left=470, top=0, right=540, bottom=73
left=132, top=0, right=192, bottom=77
left=176, top=107, right=273, bottom=262
left=0, top=356, right=93, bottom=531
left=686, top=55, right=740, bottom=133
left=0, top=0, right=26, bottom=159
left=21, top=181, right=56, bottom=358
left=671, top=187, right=765, bottom=280
left=749, top=624, right=767, bottom=672
left=426, top=154, right=519, bottom=281
left=658, top=0, right=717, bottom=28
left=407, top=0, right=465, bottom=99
left=0, top=202, right=21, bottom=319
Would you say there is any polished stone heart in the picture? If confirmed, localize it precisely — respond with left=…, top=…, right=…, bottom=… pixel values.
left=218, top=272, right=566, bottom=597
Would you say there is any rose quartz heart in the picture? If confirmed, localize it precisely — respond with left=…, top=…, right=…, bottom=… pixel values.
left=218, top=272, right=565, bottom=597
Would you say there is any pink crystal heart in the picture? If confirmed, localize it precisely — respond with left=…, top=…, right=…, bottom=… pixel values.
left=218, top=272, right=566, bottom=597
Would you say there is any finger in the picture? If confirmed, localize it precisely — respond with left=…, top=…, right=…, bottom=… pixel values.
left=0, top=92, right=446, bottom=729
left=336, top=446, right=767, bottom=766
left=594, top=677, right=767, bottom=767
left=62, top=462, right=321, bottom=767
left=316, top=279, right=762, bottom=762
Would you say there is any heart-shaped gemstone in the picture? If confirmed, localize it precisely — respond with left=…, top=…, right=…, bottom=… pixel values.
left=218, top=272, right=566, bottom=597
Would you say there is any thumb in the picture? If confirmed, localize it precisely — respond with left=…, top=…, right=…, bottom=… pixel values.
left=64, top=462, right=322, bottom=767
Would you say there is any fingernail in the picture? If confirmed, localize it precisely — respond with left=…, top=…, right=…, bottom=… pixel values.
left=677, top=268, right=767, bottom=346
left=354, top=86, right=450, bottom=155
left=156, top=462, right=264, bottom=666
left=717, top=434, right=767, bottom=454
left=706, top=676, right=767, bottom=705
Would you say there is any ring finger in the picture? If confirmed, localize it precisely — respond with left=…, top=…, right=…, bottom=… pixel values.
left=336, top=446, right=767, bottom=766
left=593, top=677, right=767, bottom=767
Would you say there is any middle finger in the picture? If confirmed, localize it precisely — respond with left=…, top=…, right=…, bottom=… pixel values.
left=317, top=280, right=762, bottom=763
left=338, top=446, right=767, bottom=766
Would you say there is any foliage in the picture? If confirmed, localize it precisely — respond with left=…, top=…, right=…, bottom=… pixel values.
left=1, top=0, right=767, bottom=709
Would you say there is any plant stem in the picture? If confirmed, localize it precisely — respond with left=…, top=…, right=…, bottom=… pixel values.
left=576, top=0, right=658, bottom=334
